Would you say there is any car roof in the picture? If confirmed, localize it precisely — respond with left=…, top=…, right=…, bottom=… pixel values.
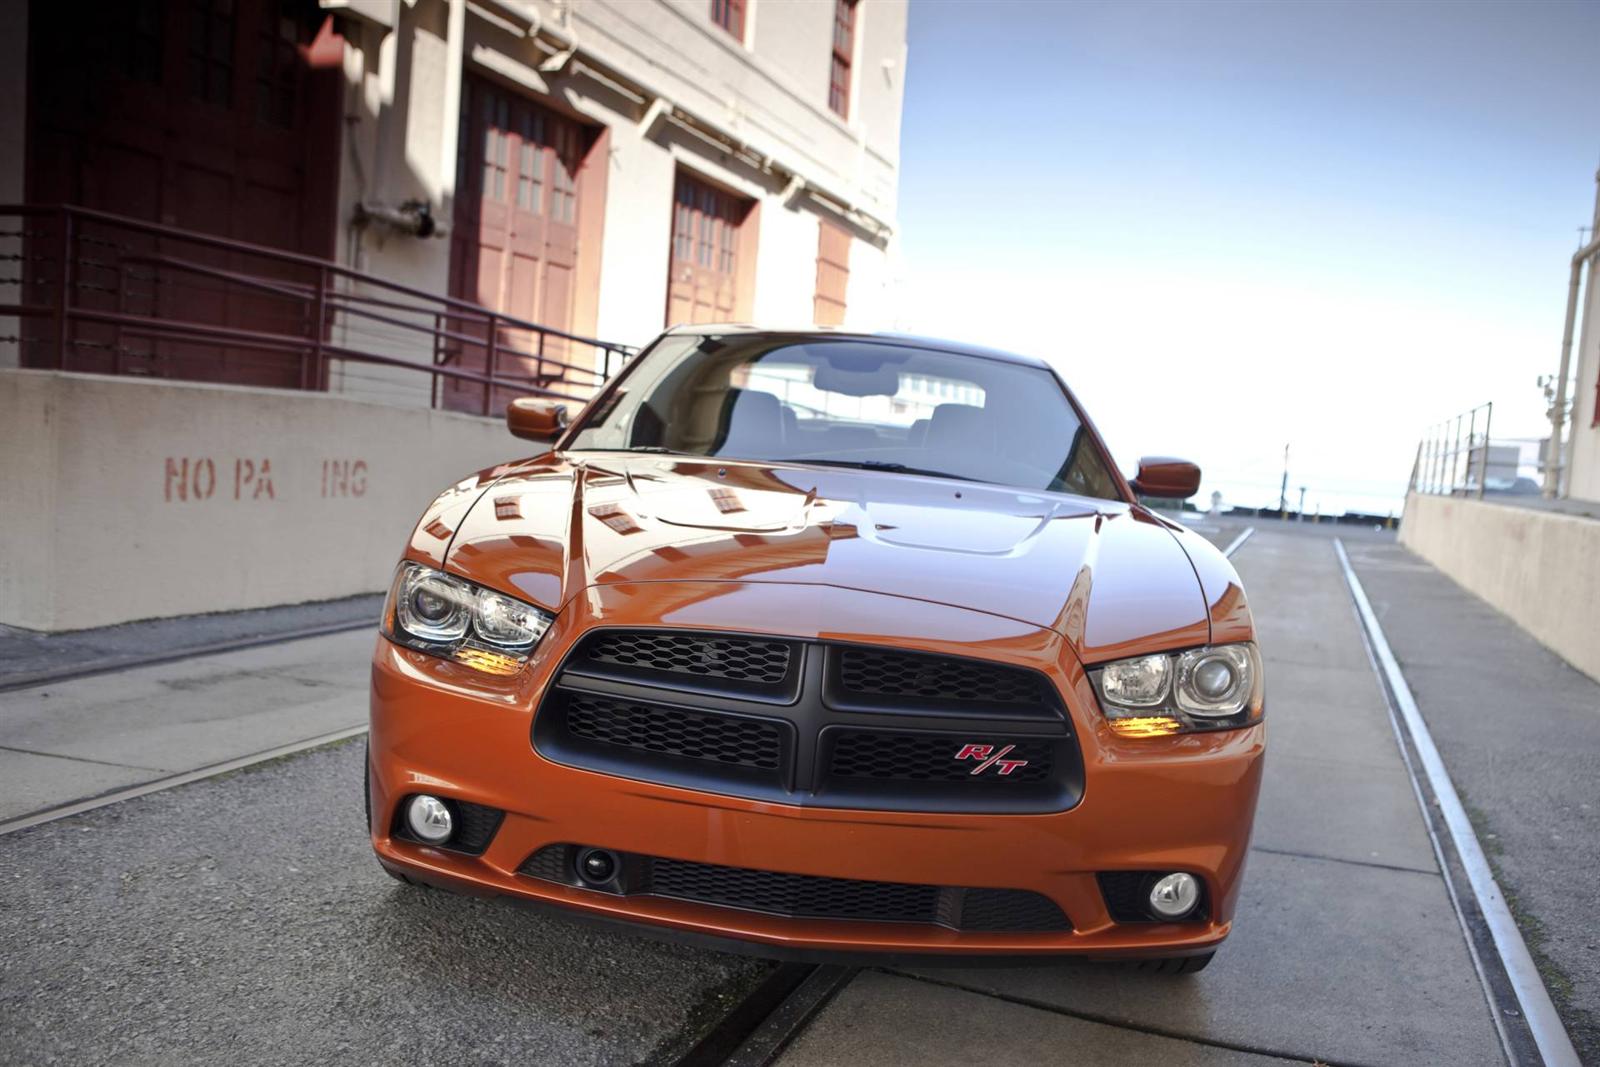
left=659, top=323, right=1053, bottom=371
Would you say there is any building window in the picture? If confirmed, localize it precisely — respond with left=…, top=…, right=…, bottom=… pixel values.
left=187, top=0, right=237, bottom=107
left=711, top=0, right=746, bottom=42
left=829, top=0, right=857, bottom=118
left=255, top=0, right=308, bottom=129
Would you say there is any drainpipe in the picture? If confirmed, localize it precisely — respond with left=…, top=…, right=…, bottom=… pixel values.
left=1543, top=166, right=1600, bottom=498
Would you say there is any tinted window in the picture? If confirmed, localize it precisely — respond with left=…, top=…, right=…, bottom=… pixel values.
left=567, top=337, right=1122, bottom=500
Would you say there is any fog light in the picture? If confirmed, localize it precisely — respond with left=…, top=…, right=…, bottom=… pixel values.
left=1148, top=872, right=1200, bottom=919
left=406, top=795, right=454, bottom=844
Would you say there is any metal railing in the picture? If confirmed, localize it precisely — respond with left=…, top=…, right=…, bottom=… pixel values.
left=1409, top=402, right=1549, bottom=498
left=0, top=204, right=638, bottom=414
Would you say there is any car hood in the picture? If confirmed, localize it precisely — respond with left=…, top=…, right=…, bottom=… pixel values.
left=431, top=453, right=1215, bottom=663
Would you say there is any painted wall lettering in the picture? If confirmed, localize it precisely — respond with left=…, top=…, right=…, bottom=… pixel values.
left=164, top=457, right=216, bottom=502
left=165, top=457, right=274, bottom=502
left=321, top=459, right=368, bottom=498
left=234, top=458, right=276, bottom=500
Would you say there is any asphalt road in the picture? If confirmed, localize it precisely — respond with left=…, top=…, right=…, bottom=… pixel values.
left=0, top=739, right=769, bottom=1066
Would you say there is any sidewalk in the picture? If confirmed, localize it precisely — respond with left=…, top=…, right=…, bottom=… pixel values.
left=1346, top=537, right=1600, bottom=1061
left=0, top=594, right=381, bottom=690
left=0, top=628, right=373, bottom=823
left=778, top=527, right=1506, bottom=1065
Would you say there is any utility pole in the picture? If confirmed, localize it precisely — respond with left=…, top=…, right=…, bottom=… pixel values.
left=1278, top=443, right=1290, bottom=516
left=1544, top=163, right=1600, bottom=498
left=1297, top=486, right=1307, bottom=521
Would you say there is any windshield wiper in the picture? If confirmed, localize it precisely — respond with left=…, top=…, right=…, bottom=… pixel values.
left=788, top=457, right=973, bottom=482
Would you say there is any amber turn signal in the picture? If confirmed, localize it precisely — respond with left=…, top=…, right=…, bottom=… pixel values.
left=452, top=647, right=525, bottom=676
left=1108, top=716, right=1184, bottom=738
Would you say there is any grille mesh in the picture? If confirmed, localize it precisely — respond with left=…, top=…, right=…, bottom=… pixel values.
left=519, top=844, right=570, bottom=882
left=584, top=631, right=792, bottom=685
left=564, top=695, right=784, bottom=771
left=828, top=731, right=1053, bottom=783
left=959, top=888, right=1073, bottom=931
left=650, top=858, right=939, bottom=922
left=837, top=647, right=1050, bottom=705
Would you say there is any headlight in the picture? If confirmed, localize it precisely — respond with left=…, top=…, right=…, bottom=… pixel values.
left=1089, top=642, right=1262, bottom=737
left=383, top=562, right=553, bottom=675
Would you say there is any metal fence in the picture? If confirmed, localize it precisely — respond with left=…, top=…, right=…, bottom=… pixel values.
left=1410, top=403, right=1548, bottom=498
left=0, top=203, right=638, bottom=415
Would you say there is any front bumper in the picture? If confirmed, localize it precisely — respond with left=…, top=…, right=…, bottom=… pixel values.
left=369, top=581, right=1266, bottom=959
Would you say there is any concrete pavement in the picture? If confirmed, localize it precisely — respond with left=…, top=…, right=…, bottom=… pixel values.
left=1346, top=537, right=1600, bottom=1061
left=0, top=628, right=374, bottom=822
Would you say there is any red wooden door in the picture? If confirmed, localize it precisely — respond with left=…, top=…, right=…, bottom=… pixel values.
left=813, top=220, right=851, bottom=326
left=25, top=0, right=341, bottom=387
left=666, top=172, right=751, bottom=326
left=446, top=78, right=586, bottom=413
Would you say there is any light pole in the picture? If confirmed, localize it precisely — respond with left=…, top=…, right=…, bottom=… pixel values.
left=1278, top=443, right=1290, bottom=516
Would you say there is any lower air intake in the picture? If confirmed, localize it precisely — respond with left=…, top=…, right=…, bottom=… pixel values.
left=518, top=845, right=1072, bottom=932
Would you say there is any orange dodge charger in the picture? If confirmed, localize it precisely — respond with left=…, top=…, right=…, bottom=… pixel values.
left=367, top=326, right=1265, bottom=973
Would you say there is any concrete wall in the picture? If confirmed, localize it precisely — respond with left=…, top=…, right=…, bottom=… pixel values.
left=1399, top=491, right=1600, bottom=683
left=0, top=370, right=527, bottom=631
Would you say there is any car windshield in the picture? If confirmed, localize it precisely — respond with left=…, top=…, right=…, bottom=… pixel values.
left=565, top=335, right=1124, bottom=499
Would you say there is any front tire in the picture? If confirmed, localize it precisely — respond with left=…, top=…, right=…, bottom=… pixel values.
left=1133, top=952, right=1214, bottom=975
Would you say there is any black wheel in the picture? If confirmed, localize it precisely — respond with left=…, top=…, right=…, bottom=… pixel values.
left=1133, top=952, right=1214, bottom=975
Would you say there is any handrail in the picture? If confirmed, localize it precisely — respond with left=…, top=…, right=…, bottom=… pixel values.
left=1, top=202, right=632, bottom=351
left=116, top=251, right=604, bottom=382
left=0, top=203, right=637, bottom=411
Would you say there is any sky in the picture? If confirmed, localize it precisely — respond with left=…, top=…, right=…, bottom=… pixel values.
left=893, top=0, right=1600, bottom=516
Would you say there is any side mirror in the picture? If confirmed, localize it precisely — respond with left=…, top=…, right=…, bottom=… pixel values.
left=506, top=398, right=568, bottom=442
left=1130, top=456, right=1201, bottom=499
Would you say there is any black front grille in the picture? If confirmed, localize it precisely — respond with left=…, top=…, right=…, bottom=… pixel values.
left=585, top=631, right=793, bottom=685
left=827, top=730, right=1054, bottom=783
left=533, top=630, right=1082, bottom=814
left=565, top=695, right=784, bottom=771
left=837, top=647, right=1049, bottom=705
left=519, top=845, right=1072, bottom=933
